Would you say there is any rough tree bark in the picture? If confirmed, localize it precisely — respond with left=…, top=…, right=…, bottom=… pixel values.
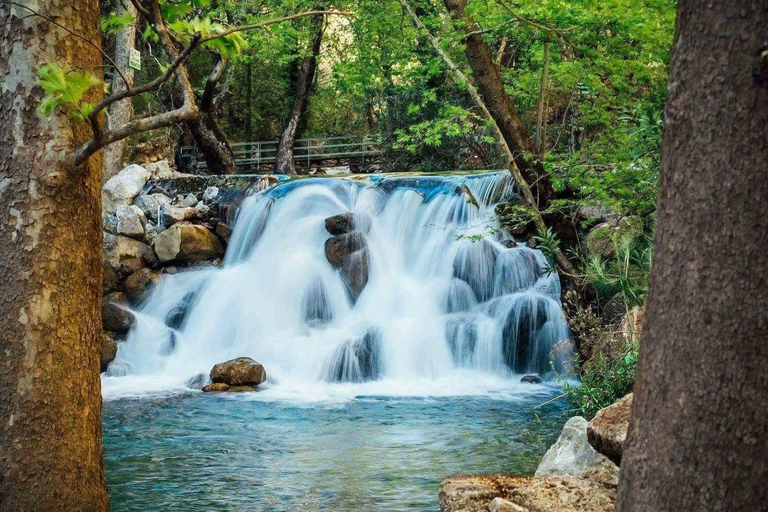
left=274, top=11, right=325, bottom=175
left=443, top=0, right=555, bottom=205
left=617, top=2, right=768, bottom=511
left=0, top=1, right=110, bottom=511
left=186, top=56, right=238, bottom=175
left=103, top=0, right=137, bottom=179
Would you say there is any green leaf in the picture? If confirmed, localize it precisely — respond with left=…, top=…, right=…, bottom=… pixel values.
left=37, top=64, right=101, bottom=121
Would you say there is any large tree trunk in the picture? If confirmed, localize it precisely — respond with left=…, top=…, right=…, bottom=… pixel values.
left=186, top=57, right=237, bottom=175
left=443, top=0, right=555, bottom=205
left=103, top=0, right=137, bottom=180
left=274, top=12, right=325, bottom=175
left=617, top=2, right=768, bottom=511
left=0, top=2, right=110, bottom=511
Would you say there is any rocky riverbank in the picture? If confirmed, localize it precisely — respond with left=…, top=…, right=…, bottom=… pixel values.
left=439, top=394, right=633, bottom=512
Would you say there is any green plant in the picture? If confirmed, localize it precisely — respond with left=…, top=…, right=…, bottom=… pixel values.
left=562, top=342, right=639, bottom=419
left=37, top=64, right=101, bottom=121
left=586, top=235, right=653, bottom=309
left=533, top=227, right=561, bottom=275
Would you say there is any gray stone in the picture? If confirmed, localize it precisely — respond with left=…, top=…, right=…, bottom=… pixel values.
left=325, top=212, right=372, bottom=236
left=535, top=416, right=618, bottom=482
left=183, top=193, right=198, bottom=207
left=152, top=223, right=224, bottom=263
left=588, top=393, right=633, bottom=465
left=586, top=223, right=616, bottom=259
left=145, top=160, right=176, bottom=179
left=194, top=201, right=211, bottom=217
left=103, top=213, right=119, bottom=235
left=116, top=204, right=146, bottom=239
left=159, top=204, right=196, bottom=227
left=102, top=164, right=150, bottom=214
left=133, top=194, right=162, bottom=222
left=210, top=357, right=266, bottom=386
left=577, top=204, right=619, bottom=224
left=202, top=186, right=219, bottom=202
left=103, top=232, right=158, bottom=275
left=520, top=374, right=542, bottom=384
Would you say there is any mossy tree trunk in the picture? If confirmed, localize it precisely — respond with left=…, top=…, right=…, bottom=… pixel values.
left=0, top=2, right=110, bottom=510
left=617, top=1, right=768, bottom=510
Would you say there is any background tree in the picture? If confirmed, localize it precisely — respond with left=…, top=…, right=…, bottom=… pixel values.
left=0, top=1, right=110, bottom=509
left=617, top=1, right=768, bottom=510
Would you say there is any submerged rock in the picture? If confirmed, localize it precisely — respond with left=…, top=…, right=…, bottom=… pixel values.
left=499, top=296, right=549, bottom=374
left=587, top=393, right=633, bottom=465
left=520, top=374, right=542, bottom=384
left=325, top=231, right=367, bottom=268
left=152, top=223, right=224, bottom=263
left=325, top=212, right=372, bottom=235
left=210, top=357, right=267, bottom=387
left=202, top=382, right=230, bottom=393
left=325, top=231, right=370, bottom=301
left=325, top=328, right=383, bottom=383
left=453, top=239, right=499, bottom=302
left=535, top=416, right=618, bottom=483
left=186, top=373, right=211, bottom=390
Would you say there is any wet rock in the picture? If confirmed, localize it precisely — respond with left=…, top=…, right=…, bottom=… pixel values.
left=453, top=239, right=498, bottom=302
left=500, top=296, right=549, bottom=374
left=520, top=374, right=542, bottom=384
left=123, top=268, right=161, bottom=302
left=228, top=385, right=257, bottom=393
left=202, top=382, right=230, bottom=393
left=116, top=204, right=146, bottom=239
left=186, top=373, right=211, bottom=390
left=302, top=277, right=333, bottom=325
left=325, top=212, right=372, bottom=235
left=103, top=232, right=158, bottom=275
left=587, top=393, right=633, bottom=465
left=159, top=204, right=196, bottom=227
left=152, top=223, right=224, bottom=263
left=325, top=328, right=383, bottom=383
left=102, top=292, right=134, bottom=332
left=103, top=164, right=150, bottom=214
left=210, top=357, right=267, bottom=387
left=501, top=239, right=517, bottom=248
left=325, top=231, right=367, bottom=268
left=133, top=194, right=164, bottom=222
left=535, top=416, right=618, bottom=483
left=165, top=292, right=198, bottom=330
left=342, top=248, right=370, bottom=301
left=215, top=221, right=233, bottom=244
left=445, top=314, right=478, bottom=366
left=100, top=332, right=118, bottom=373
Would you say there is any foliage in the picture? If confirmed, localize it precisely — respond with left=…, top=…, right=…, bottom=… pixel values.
left=586, top=235, right=653, bottom=308
left=37, top=64, right=101, bottom=121
left=533, top=227, right=561, bottom=274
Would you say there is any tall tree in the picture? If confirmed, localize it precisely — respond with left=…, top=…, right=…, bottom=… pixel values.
left=617, top=1, right=768, bottom=510
left=102, top=0, right=137, bottom=179
left=443, top=0, right=555, bottom=204
left=0, top=1, right=110, bottom=510
left=274, top=11, right=325, bottom=175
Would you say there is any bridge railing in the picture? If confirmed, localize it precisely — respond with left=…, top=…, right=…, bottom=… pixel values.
left=179, top=134, right=382, bottom=171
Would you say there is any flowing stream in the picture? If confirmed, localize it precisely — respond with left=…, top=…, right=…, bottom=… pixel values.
left=102, top=171, right=573, bottom=511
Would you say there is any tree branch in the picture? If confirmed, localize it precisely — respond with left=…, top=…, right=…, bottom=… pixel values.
left=199, top=10, right=353, bottom=43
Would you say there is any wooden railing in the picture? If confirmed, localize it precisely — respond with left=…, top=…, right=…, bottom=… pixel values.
left=179, top=134, right=382, bottom=172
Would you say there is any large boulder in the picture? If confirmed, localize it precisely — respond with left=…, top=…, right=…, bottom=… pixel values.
left=152, top=223, right=224, bottom=263
left=103, top=164, right=150, bottom=214
left=103, top=232, right=158, bottom=275
left=586, top=223, right=616, bottom=259
left=325, top=231, right=367, bottom=268
left=133, top=193, right=169, bottom=222
left=587, top=393, right=633, bottom=465
left=325, top=231, right=370, bottom=300
left=535, top=416, right=618, bottom=482
left=100, top=332, right=118, bottom=373
left=123, top=268, right=161, bottom=302
left=209, top=357, right=266, bottom=386
left=102, top=292, right=134, bottom=332
left=325, top=212, right=372, bottom=235
left=116, top=204, right=146, bottom=239
left=145, top=160, right=176, bottom=179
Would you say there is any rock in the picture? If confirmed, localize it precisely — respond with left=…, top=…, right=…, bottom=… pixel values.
left=203, top=186, right=219, bottom=201
left=116, top=204, right=146, bottom=239
left=520, top=374, right=542, bottom=384
left=586, top=223, right=615, bottom=259
left=144, top=221, right=160, bottom=243
left=215, top=221, right=233, bottom=244
left=145, top=160, right=175, bottom=179
left=536, top=417, right=618, bottom=483
left=103, top=233, right=158, bottom=275
left=202, top=383, right=230, bottom=393
left=621, top=306, right=644, bottom=344
left=102, top=164, right=150, bottom=214
left=342, top=248, right=370, bottom=301
left=103, top=214, right=119, bottom=234
left=489, top=498, right=528, bottom=512
left=439, top=475, right=616, bottom=512
left=210, top=357, right=267, bottom=386
left=501, top=239, right=517, bottom=248
left=159, top=204, right=196, bottom=227
left=228, top=385, right=257, bottom=393
left=133, top=194, right=163, bottom=222
left=102, top=292, right=134, bottom=332
left=152, top=223, right=224, bottom=263
left=194, top=201, right=211, bottom=217
left=186, top=373, right=211, bottom=390
left=576, top=205, right=619, bottom=225
left=103, top=265, right=121, bottom=294
left=100, top=333, right=118, bottom=373
left=183, top=193, right=198, bottom=207
left=587, top=393, right=633, bottom=465
left=120, top=257, right=146, bottom=275
left=325, top=328, right=382, bottom=382
left=123, top=268, right=161, bottom=302
left=325, top=212, right=372, bottom=235
left=325, top=231, right=367, bottom=268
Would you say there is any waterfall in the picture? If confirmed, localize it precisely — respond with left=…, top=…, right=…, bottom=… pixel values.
left=104, top=172, right=572, bottom=399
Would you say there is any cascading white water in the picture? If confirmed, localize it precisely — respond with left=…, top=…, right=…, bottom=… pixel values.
left=103, top=172, right=571, bottom=400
